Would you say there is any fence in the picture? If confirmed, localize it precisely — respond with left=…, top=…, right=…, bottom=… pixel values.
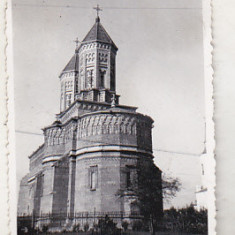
left=18, top=211, right=144, bottom=231
left=17, top=212, right=207, bottom=235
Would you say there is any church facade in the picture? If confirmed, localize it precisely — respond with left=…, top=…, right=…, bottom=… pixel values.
left=18, top=16, right=163, bottom=230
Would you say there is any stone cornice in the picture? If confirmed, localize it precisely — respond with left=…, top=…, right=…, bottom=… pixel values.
left=56, top=99, right=137, bottom=120
left=42, top=155, right=62, bottom=164
left=42, top=117, right=78, bottom=131
left=77, top=108, right=153, bottom=123
left=69, top=145, right=153, bottom=159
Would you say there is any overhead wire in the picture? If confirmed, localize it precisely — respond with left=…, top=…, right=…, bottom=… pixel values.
left=15, top=129, right=202, bottom=156
left=12, top=3, right=202, bottom=10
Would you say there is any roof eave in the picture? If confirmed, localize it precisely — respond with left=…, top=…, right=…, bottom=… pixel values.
left=80, top=40, right=118, bottom=51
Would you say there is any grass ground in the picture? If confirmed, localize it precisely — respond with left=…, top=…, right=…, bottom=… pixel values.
left=41, top=232, right=206, bottom=235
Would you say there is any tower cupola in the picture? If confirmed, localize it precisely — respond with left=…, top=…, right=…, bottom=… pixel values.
left=59, top=16, right=119, bottom=112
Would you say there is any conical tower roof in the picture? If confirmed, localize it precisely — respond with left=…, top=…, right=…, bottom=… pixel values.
left=60, top=51, right=79, bottom=76
left=60, top=17, right=117, bottom=77
left=82, top=17, right=118, bottom=50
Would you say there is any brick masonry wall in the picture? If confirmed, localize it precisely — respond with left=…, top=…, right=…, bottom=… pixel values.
left=39, top=163, right=55, bottom=214
left=18, top=174, right=30, bottom=215
left=29, top=145, right=44, bottom=171
left=74, top=152, right=140, bottom=214
left=52, top=158, right=69, bottom=215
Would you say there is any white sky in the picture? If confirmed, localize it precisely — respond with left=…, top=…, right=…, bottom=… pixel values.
left=12, top=0, right=204, bottom=208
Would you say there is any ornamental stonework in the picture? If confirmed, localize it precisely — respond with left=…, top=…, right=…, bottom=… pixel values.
left=77, top=113, right=137, bottom=138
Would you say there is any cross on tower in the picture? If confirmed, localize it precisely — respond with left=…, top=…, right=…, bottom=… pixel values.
left=93, top=4, right=102, bottom=17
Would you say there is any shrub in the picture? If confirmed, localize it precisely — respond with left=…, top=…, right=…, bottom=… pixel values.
left=42, top=224, right=49, bottom=233
left=121, top=220, right=129, bottom=231
left=73, top=223, right=80, bottom=232
left=84, top=222, right=89, bottom=232
left=163, top=205, right=208, bottom=234
left=98, top=215, right=120, bottom=235
left=93, top=223, right=99, bottom=232
left=132, top=220, right=143, bottom=231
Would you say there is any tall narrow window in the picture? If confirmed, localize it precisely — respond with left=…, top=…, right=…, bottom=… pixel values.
left=100, top=70, right=105, bottom=88
left=90, top=70, right=93, bottom=88
left=90, top=171, right=96, bottom=189
left=125, top=165, right=136, bottom=189
left=89, top=166, right=98, bottom=190
left=75, top=77, right=78, bottom=93
left=126, top=171, right=131, bottom=188
left=110, top=63, right=115, bottom=90
left=66, top=93, right=72, bottom=107
left=86, top=69, right=94, bottom=89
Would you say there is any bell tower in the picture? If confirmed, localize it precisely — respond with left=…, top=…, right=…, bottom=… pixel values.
left=59, top=43, right=79, bottom=112
left=59, top=11, right=119, bottom=112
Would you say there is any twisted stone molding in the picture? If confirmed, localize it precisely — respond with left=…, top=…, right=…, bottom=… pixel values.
left=77, top=113, right=137, bottom=138
left=45, top=121, right=77, bottom=146
left=45, top=111, right=152, bottom=151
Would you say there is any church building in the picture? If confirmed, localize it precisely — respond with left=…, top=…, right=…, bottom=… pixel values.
left=18, top=14, right=163, bottom=231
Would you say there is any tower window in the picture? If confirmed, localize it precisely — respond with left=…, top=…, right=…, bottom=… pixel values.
left=66, top=93, right=72, bottom=107
left=86, top=69, right=94, bottom=89
left=90, top=70, right=93, bottom=88
left=110, top=64, right=115, bottom=91
left=100, top=70, right=106, bottom=88
left=75, top=77, right=78, bottom=93
left=126, top=171, right=131, bottom=188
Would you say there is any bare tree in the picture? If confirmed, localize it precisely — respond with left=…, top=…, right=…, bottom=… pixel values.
left=117, top=160, right=181, bottom=235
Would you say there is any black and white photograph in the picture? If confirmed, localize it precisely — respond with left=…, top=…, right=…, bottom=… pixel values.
left=11, top=0, right=213, bottom=234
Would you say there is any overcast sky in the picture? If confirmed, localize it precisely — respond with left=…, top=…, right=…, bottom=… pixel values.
left=12, top=0, right=204, bottom=208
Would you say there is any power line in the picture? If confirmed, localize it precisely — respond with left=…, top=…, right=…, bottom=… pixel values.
left=13, top=4, right=202, bottom=10
left=16, top=130, right=43, bottom=136
left=15, top=129, right=202, bottom=156
left=153, top=149, right=200, bottom=156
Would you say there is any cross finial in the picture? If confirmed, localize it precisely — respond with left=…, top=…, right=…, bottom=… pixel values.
left=74, top=37, right=80, bottom=49
left=93, top=4, right=102, bottom=17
